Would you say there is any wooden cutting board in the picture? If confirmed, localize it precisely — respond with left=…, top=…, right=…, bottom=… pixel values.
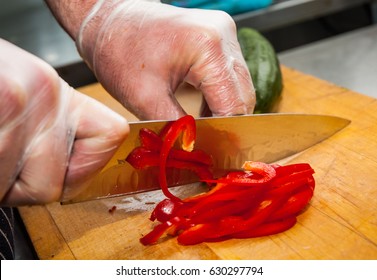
left=18, top=66, right=377, bottom=260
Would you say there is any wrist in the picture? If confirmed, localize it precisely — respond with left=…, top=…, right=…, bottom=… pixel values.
left=45, top=0, right=99, bottom=39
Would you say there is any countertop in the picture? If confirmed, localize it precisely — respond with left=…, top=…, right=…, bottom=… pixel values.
left=279, top=24, right=377, bottom=99
left=18, top=66, right=377, bottom=259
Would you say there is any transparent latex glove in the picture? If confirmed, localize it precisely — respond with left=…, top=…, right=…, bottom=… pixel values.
left=76, top=0, right=255, bottom=120
left=0, top=39, right=129, bottom=206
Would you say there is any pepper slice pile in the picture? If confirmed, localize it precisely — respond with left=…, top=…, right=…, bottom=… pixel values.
left=126, top=115, right=315, bottom=245
left=126, top=115, right=213, bottom=201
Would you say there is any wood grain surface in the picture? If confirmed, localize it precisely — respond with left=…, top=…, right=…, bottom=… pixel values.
left=18, top=66, right=377, bottom=260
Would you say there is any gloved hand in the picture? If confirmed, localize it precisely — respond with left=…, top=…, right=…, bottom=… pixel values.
left=0, top=39, right=129, bottom=205
left=75, top=0, right=255, bottom=120
left=168, top=0, right=273, bottom=15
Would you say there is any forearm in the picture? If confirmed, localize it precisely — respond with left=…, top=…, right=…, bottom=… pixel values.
left=44, top=0, right=97, bottom=39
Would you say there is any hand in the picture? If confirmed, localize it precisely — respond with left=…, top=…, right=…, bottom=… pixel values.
left=76, top=0, right=255, bottom=120
left=0, top=39, right=129, bottom=205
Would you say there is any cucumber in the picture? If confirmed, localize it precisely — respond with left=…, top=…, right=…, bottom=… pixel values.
left=238, top=27, right=283, bottom=113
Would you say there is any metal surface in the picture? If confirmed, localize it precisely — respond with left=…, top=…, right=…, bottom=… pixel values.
left=234, top=0, right=376, bottom=31
left=63, top=113, right=350, bottom=203
left=279, top=24, right=377, bottom=98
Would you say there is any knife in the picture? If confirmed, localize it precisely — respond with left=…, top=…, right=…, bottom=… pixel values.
left=62, top=113, right=350, bottom=203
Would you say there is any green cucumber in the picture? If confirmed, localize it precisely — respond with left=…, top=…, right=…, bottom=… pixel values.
left=238, top=27, right=283, bottom=113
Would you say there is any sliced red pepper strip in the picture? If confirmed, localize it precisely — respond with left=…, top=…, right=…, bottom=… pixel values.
left=150, top=198, right=183, bottom=222
left=188, top=198, right=255, bottom=224
left=203, top=161, right=277, bottom=186
left=268, top=173, right=314, bottom=197
left=191, top=217, right=297, bottom=243
left=273, top=167, right=314, bottom=186
left=138, top=128, right=212, bottom=165
left=159, top=115, right=196, bottom=202
left=127, top=147, right=213, bottom=181
left=187, top=165, right=273, bottom=202
left=170, top=149, right=213, bottom=166
left=274, top=163, right=313, bottom=177
left=140, top=216, right=187, bottom=245
left=184, top=185, right=267, bottom=221
left=130, top=115, right=316, bottom=246
left=126, top=147, right=158, bottom=169
left=270, top=177, right=315, bottom=221
left=177, top=171, right=314, bottom=245
left=139, top=128, right=162, bottom=151
left=140, top=221, right=175, bottom=245
left=127, top=148, right=213, bottom=172
left=230, top=217, right=297, bottom=239
left=242, top=161, right=277, bottom=180
left=142, top=159, right=314, bottom=245
left=184, top=179, right=265, bottom=204
left=158, top=120, right=174, bottom=139
left=189, top=166, right=275, bottom=204
left=177, top=195, right=286, bottom=244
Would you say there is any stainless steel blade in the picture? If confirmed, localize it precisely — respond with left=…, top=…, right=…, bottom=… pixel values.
left=63, top=113, right=350, bottom=203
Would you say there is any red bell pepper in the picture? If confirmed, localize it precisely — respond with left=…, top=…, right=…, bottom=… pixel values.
left=126, top=115, right=214, bottom=202
left=126, top=115, right=316, bottom=246
left=158, top=115, right=196, bottom=202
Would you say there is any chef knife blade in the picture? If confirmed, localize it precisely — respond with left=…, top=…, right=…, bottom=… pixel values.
left=62, top=113, right=350, bottom=203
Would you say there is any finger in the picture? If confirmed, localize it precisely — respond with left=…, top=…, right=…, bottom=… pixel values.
left=188, top=48, right=255, bottom=117
left=184, top=14, right=256, bottom=116
left=205, top=57, right=255, bottom=116
left=62, top=88, right=129, bottom=200
left=2, top=124, right=70, bottom=205
left=121, top=77, right=187, bottom=121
